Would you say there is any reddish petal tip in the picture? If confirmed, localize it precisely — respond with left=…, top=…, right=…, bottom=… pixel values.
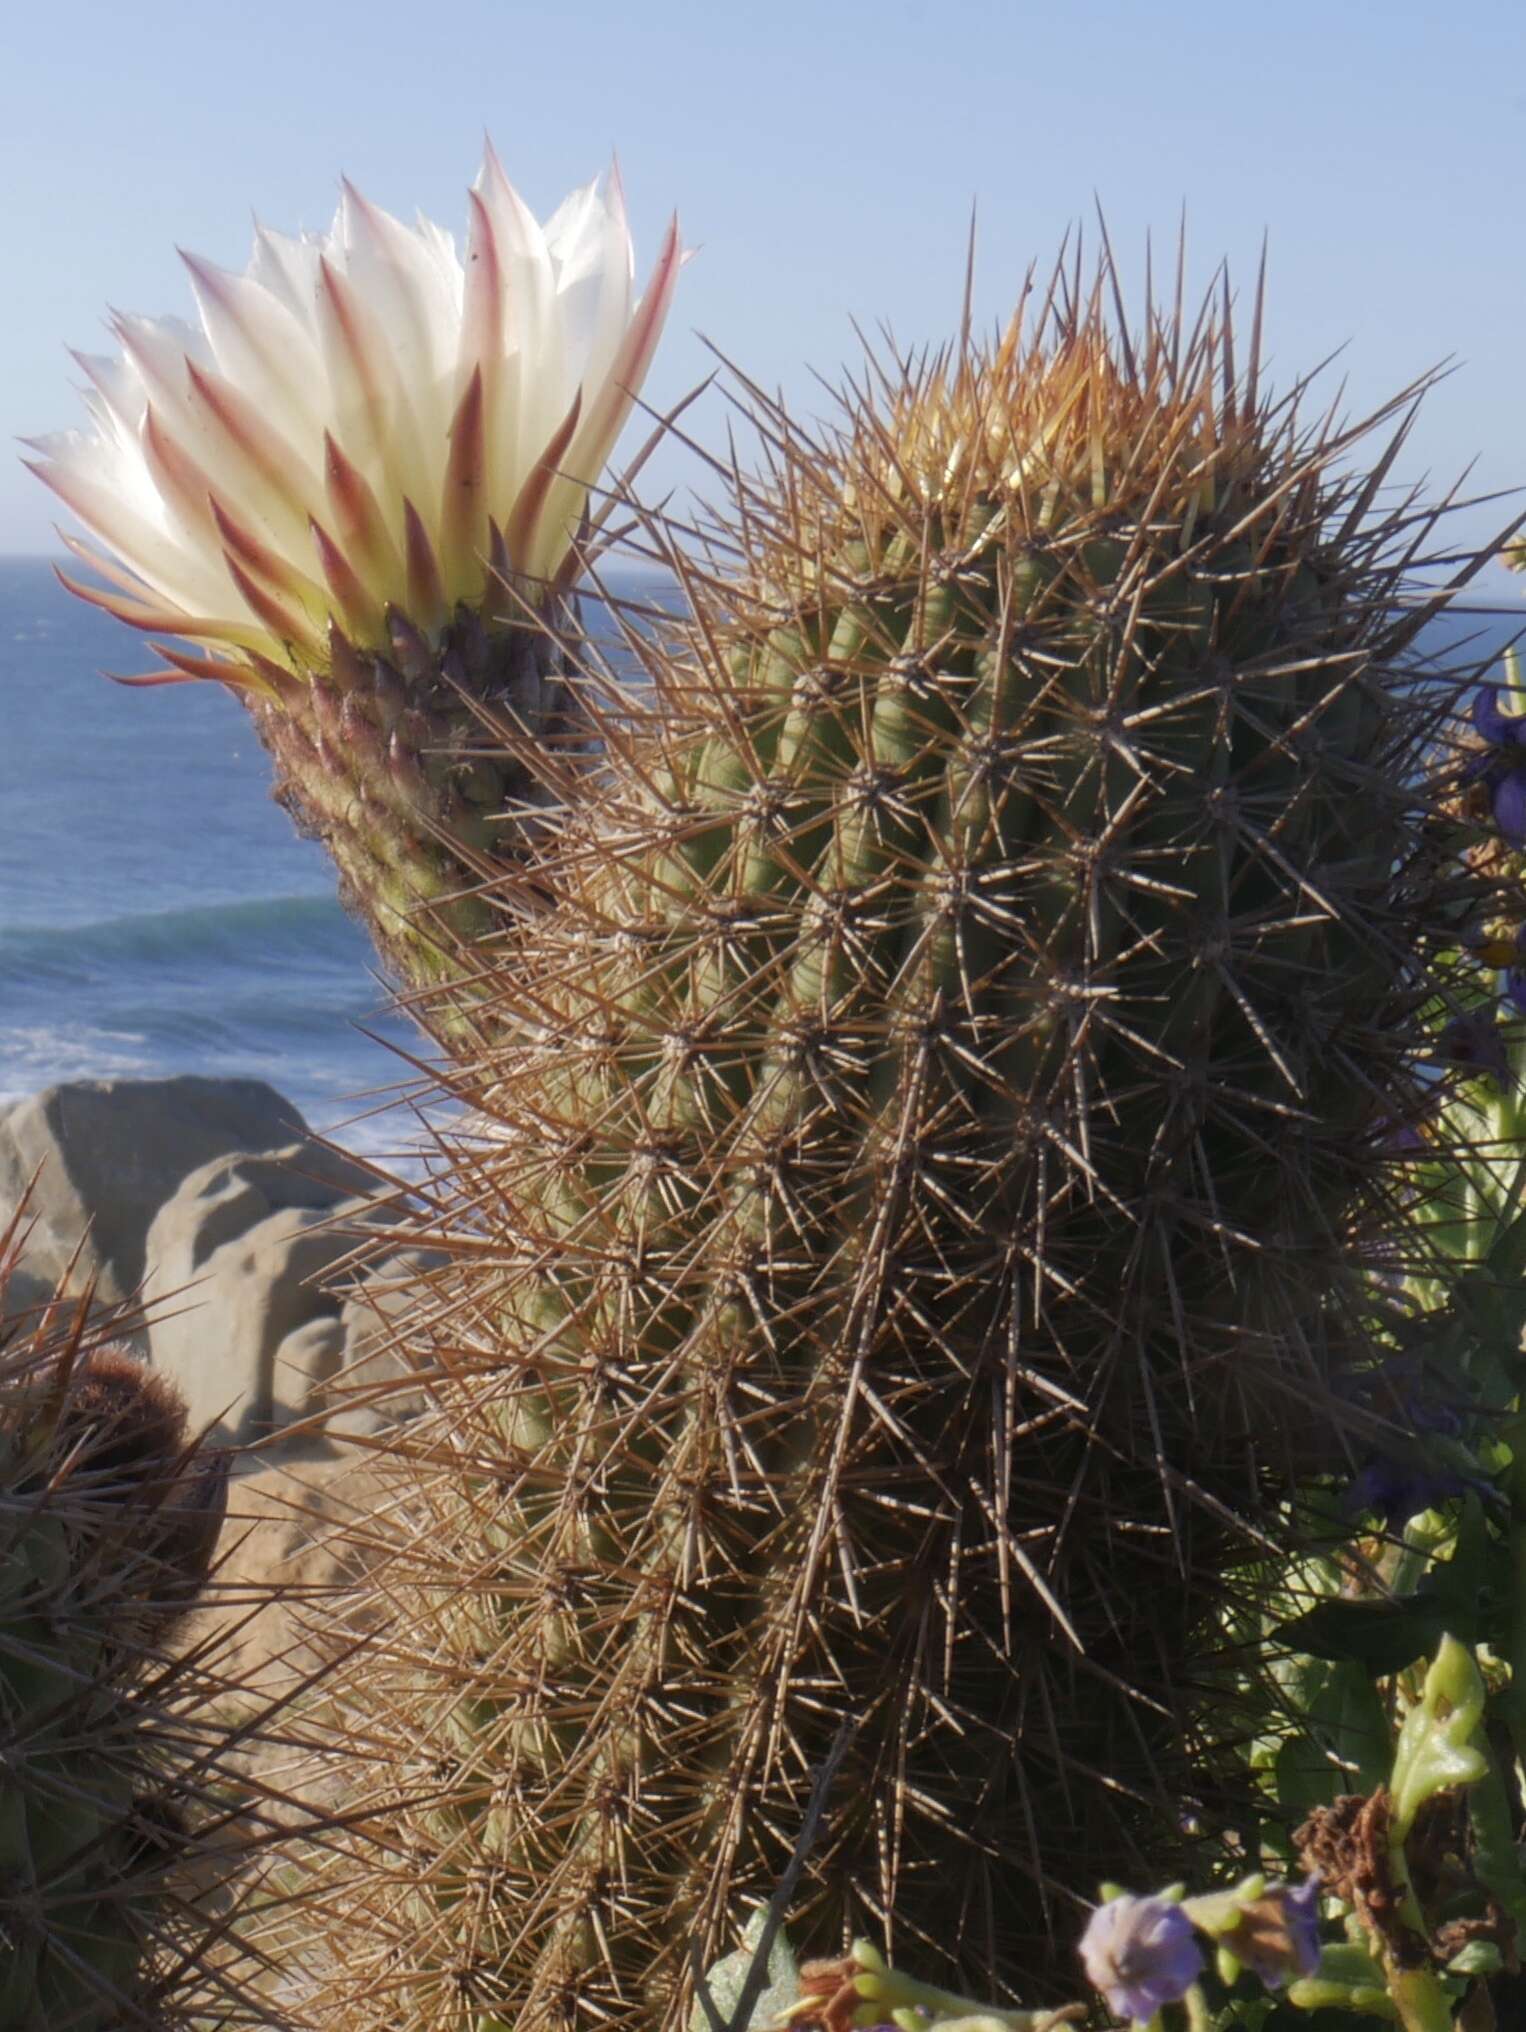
left=104, top=667, right=198, bottom=688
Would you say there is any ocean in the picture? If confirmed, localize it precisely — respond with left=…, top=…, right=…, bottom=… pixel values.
left=4, top=558, right=480, bottom=1159
left=2, top=557, right=1522, bottom=1161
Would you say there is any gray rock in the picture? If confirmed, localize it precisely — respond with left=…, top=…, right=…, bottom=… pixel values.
left=275, top=1316, right=350, bottom=1441
left=332, top=1250, right=437, bottom=1433
left=144, top=1144, right=426, bottom=1445
left=0, top=1077, right=308, bottom=1306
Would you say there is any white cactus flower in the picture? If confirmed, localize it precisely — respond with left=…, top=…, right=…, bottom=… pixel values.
left=25, top=143, right=682, bottom=682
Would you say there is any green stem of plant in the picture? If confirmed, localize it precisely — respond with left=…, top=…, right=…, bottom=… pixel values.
left=1382, top=1799, right=1454, bottom=2032
left=1501, top=1431, right=1526, bottom=1766
left=1389, top=1512, right=1450, bottom=1600
left=1181, top=1984, right=1214, bottom=2032
left=1385, top=1965, right=1458, bottom=2032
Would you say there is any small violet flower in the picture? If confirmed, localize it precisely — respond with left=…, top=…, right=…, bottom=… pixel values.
left=1217, top=1877, right=1323, bottom=1989
left=1466, top=685, right=1526, bottom=847
left=1342, top=1455, right=1472, bottom=1529
left=1078, top=1894, right=1203, bottom=2023
left=1341, top=1356, right=1476, bottom=1528
left=1380, top=1117, right=1429, bottom=1157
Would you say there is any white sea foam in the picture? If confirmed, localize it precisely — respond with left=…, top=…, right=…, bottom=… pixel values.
left=0, top=1024, right=159, bottom=1102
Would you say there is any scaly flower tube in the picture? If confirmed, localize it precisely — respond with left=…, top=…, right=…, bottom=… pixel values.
left=26, top=146, right=682, bottom=985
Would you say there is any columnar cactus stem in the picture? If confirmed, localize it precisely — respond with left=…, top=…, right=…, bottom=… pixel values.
left=276, top=252, right=1514, bottom=2030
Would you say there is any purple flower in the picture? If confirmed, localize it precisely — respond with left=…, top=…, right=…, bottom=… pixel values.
left=1340, top=1356, right=1478, bottom=1527
left=1342, top=1454, right=1471, bottom=1528
left=1278, top=1878, right=1324, bottom=1983
left=1464, top=686, right=1526, bottom=846
left=1473, top=685, right=1526, bottom=749
left=1379, top=1116, right=1429, bottom=1157
left=1363, top=1356, right=1466, bottom=1440
left=1219, top=1877, right=1324, bottom=1989
left=1079, top=1894, right=1204, bottom=2021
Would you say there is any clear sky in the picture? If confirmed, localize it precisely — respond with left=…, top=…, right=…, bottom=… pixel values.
left=3, top=0, right=1523, bottom=595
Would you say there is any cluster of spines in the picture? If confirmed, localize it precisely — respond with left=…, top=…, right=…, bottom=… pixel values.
left=271, top=253, right=1512, bottom=2030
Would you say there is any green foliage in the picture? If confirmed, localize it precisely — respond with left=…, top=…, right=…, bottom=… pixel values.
left=689, top=1912, right=800, bottom=2032
left=803, top=1634, right=1516, bottom=2032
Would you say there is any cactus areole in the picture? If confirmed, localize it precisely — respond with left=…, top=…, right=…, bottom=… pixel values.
left=285, top=256, right=1506, bottom=2029
left=27, top=146, right=682, bottom=986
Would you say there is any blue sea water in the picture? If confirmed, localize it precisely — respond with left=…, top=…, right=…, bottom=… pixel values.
left=1, top=557, right=1523, bottom=1158
left=2, top=560, right=470, bottom=1156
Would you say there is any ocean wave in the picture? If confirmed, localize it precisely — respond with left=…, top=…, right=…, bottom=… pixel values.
left=0, top=892, right=357, bottom=986
left=0, top=887, right=421, bottom=1133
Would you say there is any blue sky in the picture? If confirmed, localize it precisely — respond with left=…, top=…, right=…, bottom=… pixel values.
left=3, top=0, right=1523, bottom=594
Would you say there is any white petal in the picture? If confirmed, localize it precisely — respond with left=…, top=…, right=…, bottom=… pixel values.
left=26, top=429, right=242, bottom=620
left=543, top=176, right=606, bottom=291
left=71, top=350, right=147, bottom=442
left=331, top=182, right=464, bottom=548
left=108, top=312, right=210, bottom=394
left=530, top=212, right=683, bottom=581
left=475, top=141, right=570, bottom=482
left=576, top=171, right=638, bottom=396
left=248, top=221, right=325, bottom=327
left=313, top=247, right=430, bottom=557
left=181, top=249, right=326, bottom=444
left=113, top=311, right=317, bottom=559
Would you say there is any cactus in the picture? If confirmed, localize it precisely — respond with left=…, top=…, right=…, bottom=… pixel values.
left=273, top=254, right=1508, bottom=2029
left=0, top=1203, right=294, bottom=2029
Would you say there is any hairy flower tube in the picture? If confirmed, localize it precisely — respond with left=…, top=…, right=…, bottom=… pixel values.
left=26, top=146, right=683, bottom=984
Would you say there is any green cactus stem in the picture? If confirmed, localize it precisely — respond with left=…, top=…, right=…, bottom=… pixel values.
left=277, top=251, right=1511, bottom=2030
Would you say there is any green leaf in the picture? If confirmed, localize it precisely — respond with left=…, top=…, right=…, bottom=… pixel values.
left=1388, top=1635, right=1488, bottom=1841
left=1466, top=1753, right=1526, bottom=1931
left=689, top=1911, right=799, bottom=2032
left=1441, top=1939, right=1501, bottom=1976
left=1269, top=1660, right=1391, bottom=1817
left=1285, top=1942, right=1399, bottom=2020
left=1275, top=1599, right=1453, bottom=1676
